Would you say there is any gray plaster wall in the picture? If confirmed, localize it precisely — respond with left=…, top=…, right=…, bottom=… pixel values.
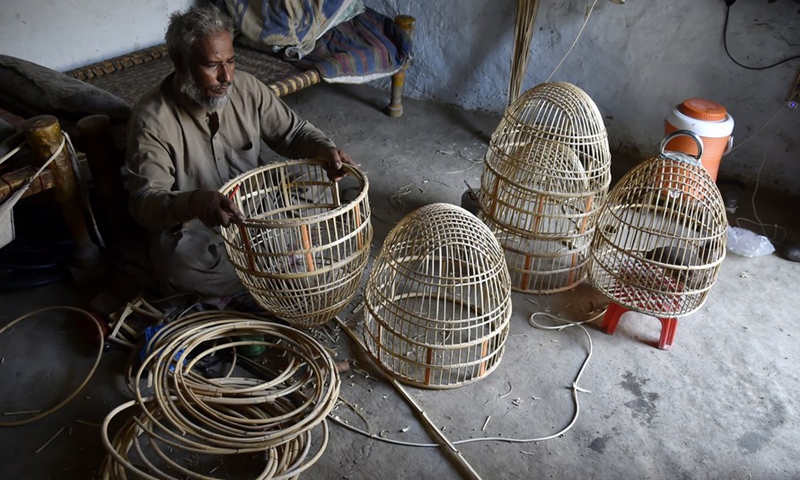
left=365, top=0, right=800, bottom=194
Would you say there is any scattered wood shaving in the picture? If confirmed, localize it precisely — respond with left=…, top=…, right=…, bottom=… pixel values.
left=499, top=381, right=513, bottom=398
left=400, top=426, right=411, bottom=433
left=739, top=271, right=751, bottom=278
left=4, top=410, right=41, bottom=416
left=512, top=398, right=522, bottom=406
left=335, top=360, right=350, bottom=373
left=582, top=301, right=597, bottom=314
left=482, top=416, right=491, bottom=432
left=35, top=427, right=65, bottom=454
left=520, top=450, right=536, bottom=455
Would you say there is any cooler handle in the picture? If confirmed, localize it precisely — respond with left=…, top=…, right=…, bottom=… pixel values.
left=660, top=129, right=704, bottom=163
left=723, top=136, right=733, bottom=156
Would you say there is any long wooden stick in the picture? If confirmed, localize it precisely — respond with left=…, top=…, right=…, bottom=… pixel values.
left=335, top=317, right=483, bottom=480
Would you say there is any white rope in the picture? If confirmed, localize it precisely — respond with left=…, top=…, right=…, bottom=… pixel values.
left=545, top=0, right=599, bottom=83
left=734, top=107, right=794, bottom=243
left=329, top=308, right=604, bottom=448
left=0, top=133, right=27, bottom=167
left=0, top=131, right=106, bottom=249
left=64, top=132, right=105, bottom=249
left=0, top=136, right=65, bottom=203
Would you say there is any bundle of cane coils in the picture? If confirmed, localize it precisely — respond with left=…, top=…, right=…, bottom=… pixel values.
left=100, top=311, right=340, bottom=479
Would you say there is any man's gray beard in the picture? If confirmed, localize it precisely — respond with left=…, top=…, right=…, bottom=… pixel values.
left=180, top=75, right=231, bottom=112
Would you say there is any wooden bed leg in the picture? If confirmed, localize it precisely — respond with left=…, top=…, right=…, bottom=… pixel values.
left=77, top=114, right=126, bottom=246
left=23, top=115, right=100, bottom=268
left=386, top=15, right=416, bottom=118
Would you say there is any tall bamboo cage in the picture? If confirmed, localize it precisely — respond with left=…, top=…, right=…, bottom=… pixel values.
left=480, top=82, right=611, bottom=293
left=363, top=203, right=512, bottom=389
left=589, top=131, right=728, bottom=317
left=220, top=160, right=372, bottom=329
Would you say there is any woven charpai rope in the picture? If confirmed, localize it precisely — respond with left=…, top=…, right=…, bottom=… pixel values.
left=68, top=44, right=320, bottom=106
left=363, top=203, right=512, bottom=389
left=100, top=311, right=340, bottom=479
left=219, top=160, right=372, bottom=329
left=589, top=139, right=728, bottom=317
left=479, top=82, right=611, bottom=294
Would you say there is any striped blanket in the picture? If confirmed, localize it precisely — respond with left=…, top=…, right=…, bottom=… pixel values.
left=292, top=8, right=412, bottom=84
left=218, top=0, right=412, bottom=85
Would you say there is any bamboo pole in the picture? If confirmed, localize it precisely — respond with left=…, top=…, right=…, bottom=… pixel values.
left=336, top=317, right=484, bottom=480
left=508, top=0, right=541, bottom=105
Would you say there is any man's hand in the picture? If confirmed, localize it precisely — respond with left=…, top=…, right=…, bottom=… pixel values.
left=317, top=147, right=357, bottom=182
left=189, top=189, right=245, bottom=228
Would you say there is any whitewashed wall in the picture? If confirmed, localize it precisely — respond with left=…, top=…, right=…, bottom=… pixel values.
left=0, top=0, right=194, bottom=71
left=365, top=0, right=800, bottom=194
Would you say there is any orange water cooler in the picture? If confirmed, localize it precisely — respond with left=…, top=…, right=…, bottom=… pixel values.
left=664, top=98, right=734, bottom=181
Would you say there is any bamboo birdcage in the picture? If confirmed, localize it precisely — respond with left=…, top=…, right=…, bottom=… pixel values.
left=219, top=160, right=372, bottom=329
left=589, top=131, right=728, bottom=317
left=363, top=203, right=512, bottom=389
left=480, top=82, right=611, bottom=293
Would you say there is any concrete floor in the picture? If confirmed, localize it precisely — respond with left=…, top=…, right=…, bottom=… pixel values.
left=1, top=83, right=799, bottom=480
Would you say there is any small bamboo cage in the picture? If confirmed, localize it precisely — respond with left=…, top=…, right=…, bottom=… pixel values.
left=363, top=203, right=512, bottom=389
left=220, top=160, right=372, bottom=329
left=589, top=131, right=728, bottom=317
left=480, top=82, right=611, bottom=293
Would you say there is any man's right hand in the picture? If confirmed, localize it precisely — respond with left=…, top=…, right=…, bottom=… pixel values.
left=189, top=189, right=245, bottom=228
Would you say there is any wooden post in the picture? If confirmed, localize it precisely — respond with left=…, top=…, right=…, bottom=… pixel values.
left=77, top=114, right=126, bottom=245
left=22, top=115, right=99, bottom=266
left=386, top=15, right=416, bottom=118
left=301, top=224, right=316, bottom=272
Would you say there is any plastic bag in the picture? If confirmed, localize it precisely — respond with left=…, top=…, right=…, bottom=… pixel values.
left=726, top=226, right=775, bottom=257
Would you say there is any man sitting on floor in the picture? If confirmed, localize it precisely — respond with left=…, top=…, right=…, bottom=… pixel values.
left=125, top=5, right=355, bottom=307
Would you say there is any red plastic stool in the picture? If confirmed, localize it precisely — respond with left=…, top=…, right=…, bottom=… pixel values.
left=600, top=302, right=679, bottom=350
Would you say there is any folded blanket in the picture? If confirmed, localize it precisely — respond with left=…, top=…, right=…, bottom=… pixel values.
left=220, top=0, right=364, bottom=59
left=293, top=8, right=412, bottom=84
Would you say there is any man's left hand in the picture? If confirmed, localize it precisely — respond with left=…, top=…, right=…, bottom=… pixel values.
left=317, top=147, right=357, bottom=182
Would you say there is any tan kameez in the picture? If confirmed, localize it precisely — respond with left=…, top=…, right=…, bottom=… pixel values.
left=126, top=70, right=335, bottom=297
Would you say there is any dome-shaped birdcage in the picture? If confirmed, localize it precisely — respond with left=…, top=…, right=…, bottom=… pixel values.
left=589, top=131, right=728, bottom=317
left=363, top=203, right=512, bottom=389
left=479, top=81, right=611, bottom=293
left=220, top=160, right=372, bottom=329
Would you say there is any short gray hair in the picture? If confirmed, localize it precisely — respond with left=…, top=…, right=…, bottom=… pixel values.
left=165, top=6, right=235, bottom=65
